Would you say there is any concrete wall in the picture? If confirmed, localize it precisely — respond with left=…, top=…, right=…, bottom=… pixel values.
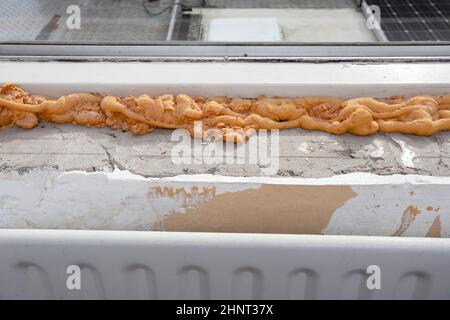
left=0, top=169, right=447, bottom=238
left=1, top=61, right=450, bottom=236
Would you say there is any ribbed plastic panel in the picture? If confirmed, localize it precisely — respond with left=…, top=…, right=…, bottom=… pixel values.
left=0, top=230, right=449, bottom=300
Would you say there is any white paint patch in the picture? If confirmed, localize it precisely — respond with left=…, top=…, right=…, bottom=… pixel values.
left=368, top=140, right=385, bottom=159
left=0, top=169, right=260, bottom=230
left=297, top=142, right=309, bottom=153
left=392, top=138, right=416, bottom=168
left=323, top=184, right=447, bottom=237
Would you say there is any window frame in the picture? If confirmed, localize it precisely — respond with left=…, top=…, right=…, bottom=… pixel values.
left=1, top=42, right=450, bottom=62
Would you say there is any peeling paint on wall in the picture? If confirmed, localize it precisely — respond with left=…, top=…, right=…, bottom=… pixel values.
left=392, top=206, right=421, bottom=237
left=322, top=184, right=449, bottom=237
left=162, top=185, right=356, bottom=234
left=0, top=169, right=450, bottom=237
left=426, top=215, right=442, bottom=238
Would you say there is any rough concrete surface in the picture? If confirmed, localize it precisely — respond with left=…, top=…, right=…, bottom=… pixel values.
left=0, top=123, right=449, bottom=178
left=2, top=124, right=450, bottom=236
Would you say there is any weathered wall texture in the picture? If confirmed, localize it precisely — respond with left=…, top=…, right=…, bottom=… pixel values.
left=2, top=62, right=450, bottom=237
left=1, top=124, right=450, bottom=178
left=1, top=123, right=450, bottom=237
left=0, top=168, right=448, bottom=238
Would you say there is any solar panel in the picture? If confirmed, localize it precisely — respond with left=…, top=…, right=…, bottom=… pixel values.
left=363, top=0, right=450, bottom=41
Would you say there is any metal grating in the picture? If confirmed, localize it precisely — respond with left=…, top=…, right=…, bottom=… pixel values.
left=0, top=0, right=179, bottom=42
left=0, top=0, right=357, bottom=42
